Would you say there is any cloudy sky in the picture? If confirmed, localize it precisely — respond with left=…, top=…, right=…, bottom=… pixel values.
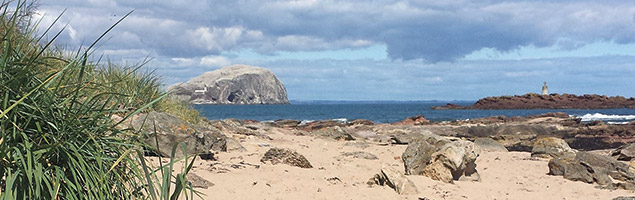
left=35, top=0, right=635, bottom=100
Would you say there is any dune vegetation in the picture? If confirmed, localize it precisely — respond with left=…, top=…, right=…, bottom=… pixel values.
left=1, top=1, right=200, bottom=199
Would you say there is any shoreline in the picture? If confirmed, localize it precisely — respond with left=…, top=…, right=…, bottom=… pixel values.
left=150, top=112, right=635, bottom=199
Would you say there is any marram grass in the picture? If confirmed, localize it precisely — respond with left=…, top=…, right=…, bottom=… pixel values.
left=0, top=1, right=200, bottom=199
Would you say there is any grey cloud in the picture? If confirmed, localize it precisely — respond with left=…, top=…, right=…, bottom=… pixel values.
left=39, top=0, right=635, bottom=62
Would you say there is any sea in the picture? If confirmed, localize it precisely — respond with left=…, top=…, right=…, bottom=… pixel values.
left=193, top=101, right=635, bottom=124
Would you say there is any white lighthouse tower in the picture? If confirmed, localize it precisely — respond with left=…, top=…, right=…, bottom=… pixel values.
left=541, top=81, right=548, bottom=95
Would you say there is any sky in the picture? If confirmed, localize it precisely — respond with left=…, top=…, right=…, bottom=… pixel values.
left=34, top=0, right=635, bottom=101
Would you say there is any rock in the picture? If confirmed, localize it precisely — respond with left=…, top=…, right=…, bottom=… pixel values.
left=225, top=137, right=247, bottom=152
left=370, top=165, right=419, bottom=195
left=210, top=119, right=274, bottom=140
left=341, top=151, right=378, bottom=160
left=567, top=123, right=635, bottom=150
left=527, top=112, right=571, bottom=119
left=131, top=112, right=227, bottom=158
left=531, top=137, right=576, bottom=159
left=312, top=126, right=355, bottom=141
left=548, top=151, right=635, bottom=190
left=432, top=93, right=635, bottom=109
left=393, top=115, right=430, bottom=125
left=187, top=173, right=214, bottom=189
left=261, top=148, right=313, bottom=168
left=350, top=119, right=375, bottom=126
left=169, top=65, right=289, bottom=104
left=614, top=197, right=635, bottom=200
left=473, top=138, right=508, bottom=152
left=430, top=103, right=465, bottom=110
left=612, top=143, right=635, bottom=161
left=272, top=119, right=301, bottom=128
left=298, top=120, right=345, bottom=131
left=402, top=134, right=480, bottom=183
left=402, top=134, right=451, bottom=175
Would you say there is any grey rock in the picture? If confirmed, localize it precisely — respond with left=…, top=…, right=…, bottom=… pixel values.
left=531, top=137, right=576, bottom=159
left=272, top=119, right=301, bottom=128
left=371, top=165, right=419, bottom=195
left=341, top=151, right=378, bottom=160
left=225, top=137, right=247, bottom=152
left=612, top=143, right=635, bottom=161
left=402, top=133, right=451, bottom=176
left=548, top=151, right=635, bottom=190
left=312, top=126, right=355, bottom=141
left=474, top=138, right=508, bottom=152
left=131, top=112, right=227, bottom=158
left=187, top=173, right=214, bottom=189
left=169, top=65, right=289, bottom=104
left=261, top=148, right=313, bottom=168
left=403, top=134, right=480, bottom=183
left=613, top=197, right=635, bottom=200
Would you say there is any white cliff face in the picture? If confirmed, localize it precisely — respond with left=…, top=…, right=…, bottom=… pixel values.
left=169, top=65, right=289, bottom=104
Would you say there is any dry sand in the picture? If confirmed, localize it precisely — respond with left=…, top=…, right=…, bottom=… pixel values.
left=151, top=127, right=635, bottom=200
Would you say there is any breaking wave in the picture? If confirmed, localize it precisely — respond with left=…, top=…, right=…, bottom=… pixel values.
left=575, top=113, right=635, bottom=122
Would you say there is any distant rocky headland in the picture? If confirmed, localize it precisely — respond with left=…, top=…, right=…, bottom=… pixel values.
left=432, top=93, right=635, bottom=110
left=169, top=65, right=289, bottom=104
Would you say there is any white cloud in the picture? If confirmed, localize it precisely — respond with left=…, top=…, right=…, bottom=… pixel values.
left=185, top=26, right=244, bottom=52
left=199, top=55, right=231, bottom=67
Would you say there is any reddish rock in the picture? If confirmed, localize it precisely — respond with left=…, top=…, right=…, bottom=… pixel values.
left=432, top=93, right=635, bottom=110
left=393, top=115, right=430, bottom=125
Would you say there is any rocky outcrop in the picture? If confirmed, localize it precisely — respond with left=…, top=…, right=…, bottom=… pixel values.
left=531, top=137, right=576, bottom=159
left=370, top=165, right=419, bottom=195
left=169, top=65, right=289, bottom=104
left=402, top=134, right=481, bottom=183
left=548, top=151, right=635, bottom=190
left=261, top=148, right=313, bottom=168
left=131, top=112, right=227, bottom=158
left=432, top=93, right=635, bottom=109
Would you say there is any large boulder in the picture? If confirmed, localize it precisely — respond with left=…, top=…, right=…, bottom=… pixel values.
left=131, top=112, right=227, bottom=158
left=531, top=137, right=576, bottom=159
left=169, top=65, right=289, bottom=104
left=402, top=134, right=481, bottom=183
left=548, top=151, right=635, bottom=190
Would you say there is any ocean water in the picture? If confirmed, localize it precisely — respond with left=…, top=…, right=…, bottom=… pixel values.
left=193, top=101, right=635, bottom=124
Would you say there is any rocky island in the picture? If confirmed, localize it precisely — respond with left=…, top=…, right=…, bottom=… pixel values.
left=432, top=93, right=635, bottom=110
left=169, top=65, right=289, bottom=104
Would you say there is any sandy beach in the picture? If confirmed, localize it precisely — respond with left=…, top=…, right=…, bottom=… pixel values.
left=149, top=124, right=635, bottom=200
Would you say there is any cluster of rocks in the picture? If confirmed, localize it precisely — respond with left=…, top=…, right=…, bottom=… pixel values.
left=128, top=110, right=635, bottom=196
left=432, top=93, right=635, bottom=109
left=526, top=137, right=635, bottom=190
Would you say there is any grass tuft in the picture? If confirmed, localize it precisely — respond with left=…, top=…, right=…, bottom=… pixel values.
left=0, top=1, right=201, bottom=199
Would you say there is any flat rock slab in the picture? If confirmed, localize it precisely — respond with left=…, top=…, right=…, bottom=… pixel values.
left=474, top=138, right=508, bottom=152
left=341, top=151, right=378, bottom=160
